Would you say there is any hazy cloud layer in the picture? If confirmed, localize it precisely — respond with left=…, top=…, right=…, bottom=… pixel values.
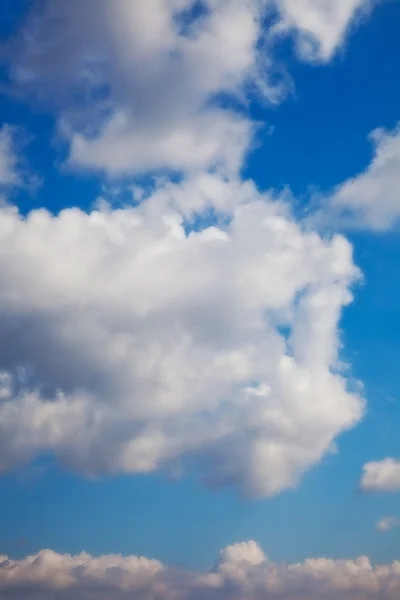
left=0, top=125, right=20, bottom=187
left=1, top=540, right=400, bottom=600
left=377, top=517, right=400, bottom=532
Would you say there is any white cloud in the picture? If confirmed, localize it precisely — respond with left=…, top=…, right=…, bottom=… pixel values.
left=361, top=458, right=400, bottom=492
left=9, top=0, right=269, bottom=177
left=68, top=108, right=252, bottom=177
left=1, top=541, right=400, bottom=600
left=0, top=174, right=363, bottom=497
left=272, top=0, right=376, bottom=62
left=6, top=0, right=377, bottom=177
left=329, top=125, right=400, bottom=231
left=377, top=517, right=400, bottom=531
left=0, top=125, right=20, bottom=186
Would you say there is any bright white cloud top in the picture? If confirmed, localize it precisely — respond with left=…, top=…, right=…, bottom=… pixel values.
left=1, top=540, right=400, bottom=600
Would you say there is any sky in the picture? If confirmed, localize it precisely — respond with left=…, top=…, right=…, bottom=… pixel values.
left=0, top=1, right=400, bottom=599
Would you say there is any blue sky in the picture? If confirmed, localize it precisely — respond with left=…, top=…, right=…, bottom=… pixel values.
left=1, top=2, right=400, bottom=599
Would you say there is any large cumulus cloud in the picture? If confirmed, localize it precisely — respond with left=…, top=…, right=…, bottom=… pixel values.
left=0, top=174, right=363, bottom=497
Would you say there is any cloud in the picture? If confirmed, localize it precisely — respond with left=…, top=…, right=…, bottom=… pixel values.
left=329, top=125, right=400, bottom=231
left=67, top=108, right=252, bottom=177
left=377, top=517, right=400, bottom=532
left=1, top=540, right=400, bottom=600
left=0, top=174, right=363, bottom=497
left=7, top=0, right=270, bottom=177
left=272, top=0, right=376, bottom=62
left=4, top=0, right=377, bottom=178
left=0, top=372, right=12, bottom=400
left=0, top=125, right=20, bottom=187
left=361, top=458, right=400, bottom=492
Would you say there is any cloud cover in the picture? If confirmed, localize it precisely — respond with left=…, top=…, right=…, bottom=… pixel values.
left=1, top=540, right=400, bottom=600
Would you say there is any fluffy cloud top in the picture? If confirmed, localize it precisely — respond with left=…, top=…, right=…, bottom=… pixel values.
left=5, top=0, right=377, bottom=177
left=329, top=125, right=400, bottom=231
left=0, top=174, right=363, bottom=497
left=361, top=458, right=400, bottom=492
left=1, top=540, right=400, bottom=600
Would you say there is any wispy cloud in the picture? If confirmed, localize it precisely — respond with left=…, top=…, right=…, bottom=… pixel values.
left=377, top=516, right=400, bottom=531
left=0, top=125, right=21, bottom=187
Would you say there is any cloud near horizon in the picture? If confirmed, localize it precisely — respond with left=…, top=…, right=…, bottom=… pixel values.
left=1, top=540, right=400, bottom=600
